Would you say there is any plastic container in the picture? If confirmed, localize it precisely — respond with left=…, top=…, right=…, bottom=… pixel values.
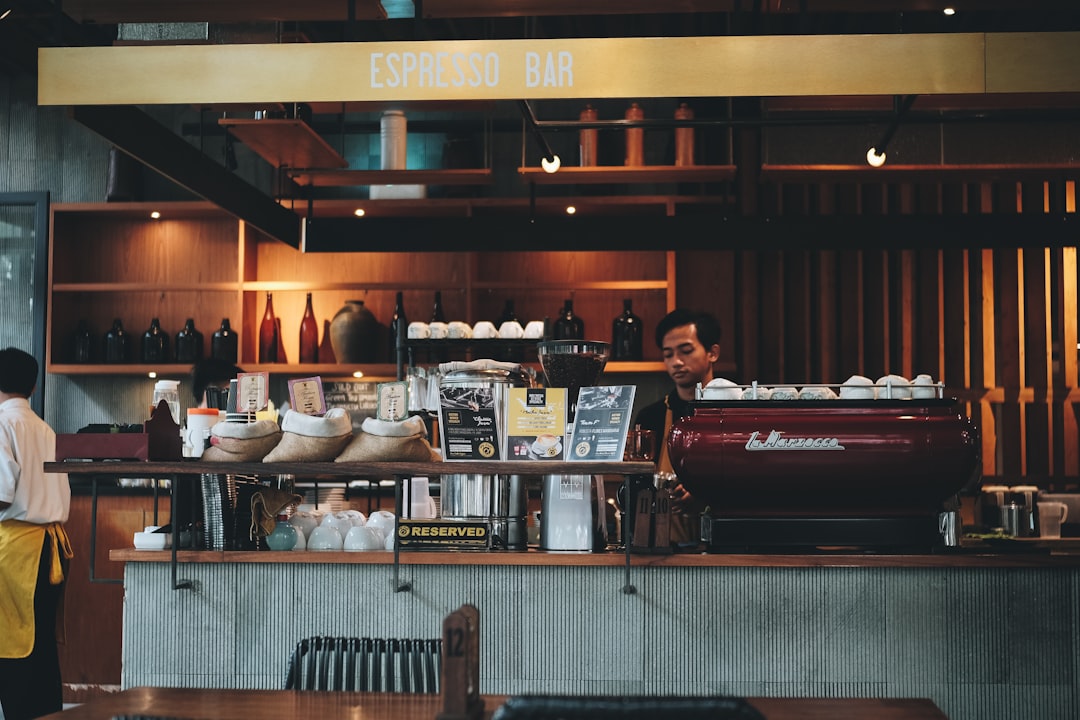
left=152, top=379, right=181, bottom=425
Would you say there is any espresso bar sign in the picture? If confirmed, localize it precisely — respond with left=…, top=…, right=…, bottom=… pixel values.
left=38, top=33, right=1021, bottom=106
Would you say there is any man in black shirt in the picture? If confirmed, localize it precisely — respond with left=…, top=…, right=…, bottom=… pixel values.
left=634, top=309, right=721, bottom=545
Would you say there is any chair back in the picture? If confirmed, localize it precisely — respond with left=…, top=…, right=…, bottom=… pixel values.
left=285, top=636, right=441, bottom=693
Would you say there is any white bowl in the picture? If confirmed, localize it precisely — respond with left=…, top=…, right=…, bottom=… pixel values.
left=307, top=525, right=343, bottom=551
left=343, top=525, right=384, bottom=551
left=133, top=529, right=170, bottom=550
left=366, top=510, right=397, bottom=536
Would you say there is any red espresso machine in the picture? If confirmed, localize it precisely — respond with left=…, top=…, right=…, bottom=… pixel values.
left=667, top=391, right=980, bottom=551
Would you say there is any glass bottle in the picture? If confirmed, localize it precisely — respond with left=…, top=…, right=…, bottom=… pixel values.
left=611, top=298, right=644, bottom=361
left=430, top=291, right=447, bottom=323
left=625, top=102, right=645, bottom=166
left=104, top=319, right=130, bottom=364
left=275, top=317, right=288, bottom=364
left=299, top=292, right=319, bottom=364
left=553, top=299, right=584, bottom=340
left=496, top=299, right=517, bottom=326
left=211, top=318, right=238, bottom=363
left=319, top=319, right=336, bottom=364
left=141, top=317, right=169, bottom=363
left=388, top=291, right=407, bottom=362
left=259, top=292, right=278, bottom=363
left=674, top=102, right=695, bottom=167
left=265, top=513, right=298, bottom=551
left=579, top=104, right=598, bottom=167
left=430, top=291, right=448, bottom=362
left=175, top=318, right=203, bottom=365
left=71, top=319, right=93, bottom=363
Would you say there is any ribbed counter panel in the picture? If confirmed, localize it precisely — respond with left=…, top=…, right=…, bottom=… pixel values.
left=121, top=559, right=1080, bottom=720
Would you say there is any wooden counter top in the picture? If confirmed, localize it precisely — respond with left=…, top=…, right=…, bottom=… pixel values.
left=110, top=545, right=1080, bottom=568
left=38, top=686, right=948, bottom=720
left=49, top=459, right=656, bottom=478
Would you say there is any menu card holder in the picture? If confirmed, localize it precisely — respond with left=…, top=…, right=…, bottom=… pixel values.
left=630, top=487, right=673, bottom=554
left=438, top=604, right=484, bottom=720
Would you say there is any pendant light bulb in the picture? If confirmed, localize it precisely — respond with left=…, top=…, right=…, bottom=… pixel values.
left=541, top=154, right=561, bottom=174
left=866, top=147, right=887, bottom=168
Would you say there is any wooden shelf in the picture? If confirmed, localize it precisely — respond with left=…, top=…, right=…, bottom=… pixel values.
left=518, top=165, right=737, bottom=185
left=760, top=163, right=1080, bottom=183
left=46, top=361, right=665, bottom=376
left=53, top=283, right=241, bottom=293
left=219, top=119, right=347, bottom=170
left=288, top=169, right=493, bottom=187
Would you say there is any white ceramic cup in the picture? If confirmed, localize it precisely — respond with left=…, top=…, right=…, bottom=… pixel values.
left=447, top=321, right=472, bottom=339
left=428, top=321, right=449, bottom=339
left=472, top=321, right=497, bottom=339
left=523, top=321, right=545, bottom=339
left=498, top=320, right=525, bottom=339
left=1037, top=501, right=1069, bottom=539
left=407, top=321, right=431, bottom=339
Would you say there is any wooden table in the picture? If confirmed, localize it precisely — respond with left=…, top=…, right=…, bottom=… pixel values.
left=40, top=687, right=947, bottom=720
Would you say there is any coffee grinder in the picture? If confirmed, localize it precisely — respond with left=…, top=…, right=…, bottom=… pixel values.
left=536, top=340, right=611, bottom=550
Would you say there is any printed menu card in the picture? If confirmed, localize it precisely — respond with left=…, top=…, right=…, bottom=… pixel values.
left=439, top=384, right=501, bottom=460
left=566, top=385, right=637, bottom=461
left=504, top=387, right=568, bottom=460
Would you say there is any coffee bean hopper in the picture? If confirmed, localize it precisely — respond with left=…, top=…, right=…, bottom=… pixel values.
left=536, top=340, right=611, bottom=551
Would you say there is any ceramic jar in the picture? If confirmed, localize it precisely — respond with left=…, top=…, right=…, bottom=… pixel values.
left=329, top=300, right=378, bottom=363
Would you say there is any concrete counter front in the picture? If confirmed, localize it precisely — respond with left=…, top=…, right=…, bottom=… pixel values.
left=112, top=549, right=1079, bottom=720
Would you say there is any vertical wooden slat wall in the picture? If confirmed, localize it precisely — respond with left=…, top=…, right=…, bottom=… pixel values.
left=679, top=179, right=1079, bottom=488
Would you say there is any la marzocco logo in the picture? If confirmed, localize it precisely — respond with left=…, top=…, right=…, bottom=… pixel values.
left=745, top=430, right=845, bottom=451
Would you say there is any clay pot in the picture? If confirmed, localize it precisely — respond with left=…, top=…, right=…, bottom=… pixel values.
left=329, top=300, right=378, bottom=363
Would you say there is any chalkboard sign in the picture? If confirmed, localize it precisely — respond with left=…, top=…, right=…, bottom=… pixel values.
left=323, top=380, right=379, bottom=432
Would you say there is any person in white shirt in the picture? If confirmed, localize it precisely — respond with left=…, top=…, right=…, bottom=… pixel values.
left=0, top=347, right=72, bottom=720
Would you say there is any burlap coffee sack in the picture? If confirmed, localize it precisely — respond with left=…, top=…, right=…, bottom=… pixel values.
left=334, top=431, right=439, bottom=463
left=263, top=408, right=353, bottom=463
left=202, top=419, right=282, bottom=462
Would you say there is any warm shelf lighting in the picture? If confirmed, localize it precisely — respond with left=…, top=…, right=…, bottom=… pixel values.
left=565, top=205, right=577, bottom=215
left=541, top=154, right=561, bottom=174
left=866, top=147, right=887, bottom=168
left=150, top=211, right=161, bottom=219
left=353, top=208, right=366, bottom=217
left=352, top=370, right=364, bottom=378
left=148, top=371, right=158, bottom=379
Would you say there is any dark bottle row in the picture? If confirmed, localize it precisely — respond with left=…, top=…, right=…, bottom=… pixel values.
left=63, top=294, right=646, bottom=366
left=67, top=317, right=238, bottom=365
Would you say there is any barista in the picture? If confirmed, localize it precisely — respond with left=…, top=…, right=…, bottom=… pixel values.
left=633, top=309, right=721, bottom=546
left=191, top=357, right=244, bottom=409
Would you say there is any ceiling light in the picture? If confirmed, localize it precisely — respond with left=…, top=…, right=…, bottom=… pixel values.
left=150, top=211, right=161, bottom=219
left=943, top=7, right=956, bottom=16
left=354, top=208, right=366, bottom=217
left=866, top=147, right=887, bottom=168
left=352, top=370, right=364, bottom=378
left=541, top=155, right=561, bottom=174
left=565, top=205, right=576, bottom=215
left=0, top=9, right=12, bottom=20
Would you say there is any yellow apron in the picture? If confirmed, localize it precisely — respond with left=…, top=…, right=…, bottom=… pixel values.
left=0, top=520, right=72, bottom=659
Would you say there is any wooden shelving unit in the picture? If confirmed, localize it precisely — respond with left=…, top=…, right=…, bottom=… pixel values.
left=47, top=202, right=677, bottom=376
left=219, top=118, right=347, bottom=170
left=518, top=165, right=737, bottom=184
left=288, top=168, right=493, bottom=187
